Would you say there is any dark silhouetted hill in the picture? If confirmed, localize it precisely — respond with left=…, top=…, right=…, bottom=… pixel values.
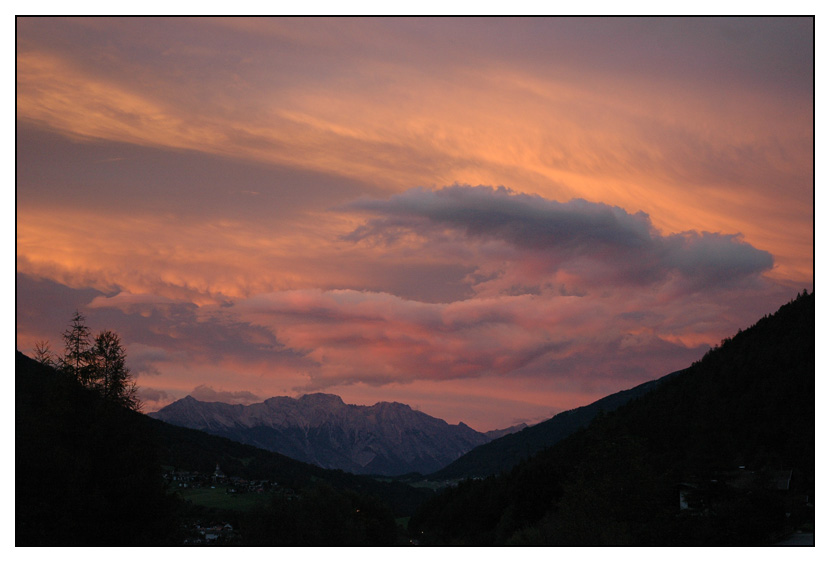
left=409, top=291, right=814, bottom=546
left=429, top=371, right=682, bottom=480
left=16, top=352, right=181, bottom=545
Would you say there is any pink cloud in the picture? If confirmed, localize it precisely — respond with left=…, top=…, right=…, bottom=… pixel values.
left=15, top=18, right=811, bottom=430
left=229, top=288, right=706, bottom=392
left=189, top=384, right=262, bottom=405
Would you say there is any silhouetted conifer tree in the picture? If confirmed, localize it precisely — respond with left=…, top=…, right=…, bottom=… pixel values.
left=33, top=339, right=55, bottom=367
left=92, top=330, right=141, bottom=410
left=60, top=311, right=95, bottom=386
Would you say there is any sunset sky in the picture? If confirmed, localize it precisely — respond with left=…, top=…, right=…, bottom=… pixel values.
left=15, top=17, right=814, bottom=431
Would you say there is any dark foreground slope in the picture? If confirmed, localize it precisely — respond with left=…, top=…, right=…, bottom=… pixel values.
left=429, top=371, right=682, bottom=480
left=410, top=291, right=814, bottom=545
left=16, top=352, right=431, bottom=545
left=16, top=352, right=180, bottom=545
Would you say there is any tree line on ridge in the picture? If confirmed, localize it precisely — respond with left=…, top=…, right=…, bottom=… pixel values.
left=33, top=311, right=140, bottom=410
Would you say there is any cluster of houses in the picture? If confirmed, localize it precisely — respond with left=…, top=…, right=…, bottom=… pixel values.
left=165, top=463, right=290, bottom=545
left=677, top=466, right=805, bottom=512
left=183, top=522, right=237, bottom=545
left=163, top=463, right=280, bottom=495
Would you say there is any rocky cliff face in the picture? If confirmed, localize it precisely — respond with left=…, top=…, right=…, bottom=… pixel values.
left=149, top=393, right=500, bottom=475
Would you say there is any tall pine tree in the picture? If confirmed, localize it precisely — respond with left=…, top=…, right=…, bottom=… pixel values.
left=33, top=340, right=55, bottom=367
left=92, top=330, right=140, bottom=410
left=60, top=311, right=94, bottom=386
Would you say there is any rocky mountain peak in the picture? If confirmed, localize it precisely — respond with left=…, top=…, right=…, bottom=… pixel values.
left=150, top=393, right=526, bottom=476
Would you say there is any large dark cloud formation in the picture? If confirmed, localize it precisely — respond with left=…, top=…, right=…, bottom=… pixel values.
left=345, top=185, right=774, bottom=291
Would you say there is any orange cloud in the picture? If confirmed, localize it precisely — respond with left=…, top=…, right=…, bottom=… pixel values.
left=16, top=18, right=813, bottom=430
left=17, top=41, right=811, bottom=285
left=17, top=202, right=376, bottom=304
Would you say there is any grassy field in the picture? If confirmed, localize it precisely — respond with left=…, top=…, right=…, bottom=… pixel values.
left=178, top=486, right=274, bottom=511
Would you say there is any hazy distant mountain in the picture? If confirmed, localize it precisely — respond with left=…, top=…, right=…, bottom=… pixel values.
left=484, top=423, right=528, bottom=440
left=149, top=393, right=522, bottom=475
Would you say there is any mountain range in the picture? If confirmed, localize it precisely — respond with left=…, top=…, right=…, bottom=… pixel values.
left=150, top=393, right=525, bottom=476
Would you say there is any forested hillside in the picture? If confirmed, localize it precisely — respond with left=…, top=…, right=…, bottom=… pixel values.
left=410, top=291, right=814, bottom=545
left=16, top=352, right=180, bottom=545
left=429, top=370, right=682, bottom=480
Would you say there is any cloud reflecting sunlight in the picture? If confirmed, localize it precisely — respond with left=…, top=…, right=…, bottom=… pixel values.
left=16, top=17, right=812, bottom=430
